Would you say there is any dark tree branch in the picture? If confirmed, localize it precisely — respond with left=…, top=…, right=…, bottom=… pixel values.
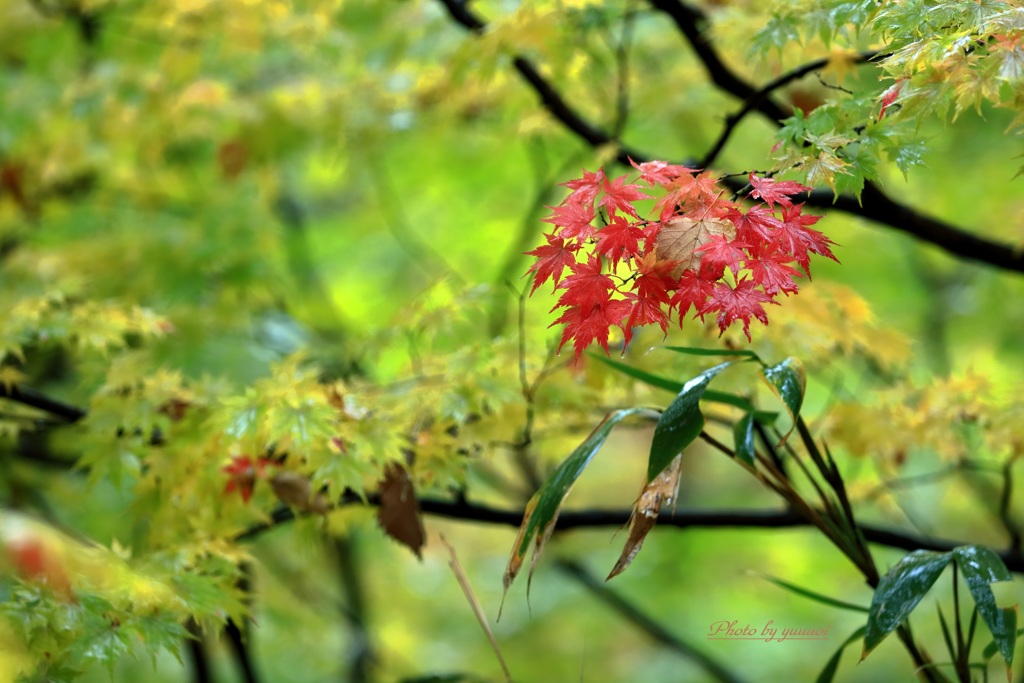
left=185, top=620, right=213, bottom=683
left=700, top=50, right=883, bottom=169
left=335, top=536, right=376, bottom=683
left=435, top=0, right=1024, bottom=275
left=556, top=559, right=747, bottom=683
left=238, top=495, right=1024, bottom=574
left=0, top=384, right=87, bottom=423
left=224, top=618, right=260, bottom=683
left=645, top=0, right=789, bottom=123
left=10, top=382, right=1023, bottom=572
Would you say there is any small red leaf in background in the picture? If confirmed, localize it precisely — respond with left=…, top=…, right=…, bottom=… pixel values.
left=222, top=455, right=278, bottom=503
left=4, top=535, right=74, bottom=601
left=377, top=463, right=425, bottom=559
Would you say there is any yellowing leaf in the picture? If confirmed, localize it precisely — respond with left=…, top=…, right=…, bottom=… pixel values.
left=655, top=215, right=736, bottom=277
left=607, top=454, right=682, bottom=580
left=805, top=151, right=850, bottom=193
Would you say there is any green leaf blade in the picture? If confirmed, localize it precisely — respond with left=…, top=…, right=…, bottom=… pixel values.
left=646, top=361, right=735, bottom=481
left=505, top=407, right=657, bottom=590
left=954, top=545, right=1017, bottom=671
left=863, top=550, right=952, bottom=656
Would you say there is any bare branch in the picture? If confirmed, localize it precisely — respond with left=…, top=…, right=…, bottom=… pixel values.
left=434, top=0, right=1024, bottom=275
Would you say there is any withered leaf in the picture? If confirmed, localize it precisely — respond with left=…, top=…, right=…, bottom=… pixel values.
left=269, top=471, right=332, bottom=514
left=376, top=463, right=425, bottom=558
left=607, top=454, right=683, bottom=580
left=655, top=215, right=736, bottom=277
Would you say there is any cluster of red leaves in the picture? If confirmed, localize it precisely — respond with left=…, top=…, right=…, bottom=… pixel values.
left=525, top=161, right=837, bottom=360
left=222, top=455, right=280, bottom=503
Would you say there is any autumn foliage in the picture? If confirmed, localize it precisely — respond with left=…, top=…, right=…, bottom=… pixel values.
left=526, top=161, right=837, bottom=358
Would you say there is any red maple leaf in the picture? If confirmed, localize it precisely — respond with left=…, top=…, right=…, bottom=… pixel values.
left=878, top=80, right=905, bottom=119
left=729, top=204, right=782, bottom=248
left=700, top=278, right=778, bottom=340
left=622, top=292, right=669, bottom=348
left=748, top=174, right=810, bottom=209
left=223, top=455, right=279, bottom=503
left=562, top=168, right=605, bottom=207
left=632, top=252, right=677, bottom=302
left=630, top=158, right=696, bottom=187
left=541, top=199, right=596, bottom=240
left=553, top=298, right=631, bottom=359
left=595, top=215, right=645, bottom=268
left=774, top=204, right=837, bottom=273
left=746, top=244, right=802, bottom=295
left=555, top=255, right=616, bottom=311
left=694, top=234, right=749, bottom=275
left=524, top=233, right=579, bottom=293
left=655, top=171, right=721, bottom=221
left=670, top=269, right=716, bottom=320
left=600, top=175, right=650, bottom=218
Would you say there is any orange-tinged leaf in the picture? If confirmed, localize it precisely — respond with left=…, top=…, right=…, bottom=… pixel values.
left=502, top=496, right=538, bottom=593
left=502, top=408, right=655, bottom=598
left=376, top=463, right=425, bottom=558
left=655, top=215, right=736, bottom=278
left=607, top=454, right=682, bottom=580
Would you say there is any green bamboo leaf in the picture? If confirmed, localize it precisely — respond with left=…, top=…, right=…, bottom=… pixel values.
left=503, top=407, right=657, bottom=592
left=953, top=546, right=1018, bottom=671
left=733, top=412, right=756, bottom=468
left=815, top=625, right=867, bottom=683
left=662, top=346, right=762, bottom=361
left=589, top=353, right=684, bottom=393
left=761, top=357, right=806, bottom=432
left=757, top=573, right=870, bottom=613
left=647, top=361, right=735, bottom=482
left=935, top=603, right=956, bottom=662
left=983, top=629, right=1024, bottom=660
left=590, top=353, right=777, bottom=424
left=863, top=550, right=952, bottom=657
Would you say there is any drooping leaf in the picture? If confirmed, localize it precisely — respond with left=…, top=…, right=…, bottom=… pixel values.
left=377, top=463, right=426, bottom=559
left=701, top=279, right=778, bottom=340
left=758, top=573, right=870, bottom=613
left=589, top=353, right=777, bottom=423
left=863, top=550, right=952, bottom=657
left=661, top=345, right=762, bottom=361
left=503, top=408, right=656, bottom=593
left=816, top=626, right=867, bottom=683
left=761, top=357, right=806, bottom=442
left=607, top=454, right=682, bottom=579
left=646, top=361, right=736, bottom=481
left=953, top=545, right=1017, bottom=673
left=732, top=412, right=756, bottom=468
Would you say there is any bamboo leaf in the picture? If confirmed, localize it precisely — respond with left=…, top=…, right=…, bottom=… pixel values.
left=815, top=625, right=866, bottom=683
left=758, top=573, right=870, bottom=613
left=647, top=361, right=735, bottom=482
left=733, top=412, right=756, bottom=468
left=761, top=357, right=805, bottom=442
left=863, top=550, right=952, bottom=658
left=502, top=408, right=657, bottom=595
left=953, top=545, right=1017, bottom=674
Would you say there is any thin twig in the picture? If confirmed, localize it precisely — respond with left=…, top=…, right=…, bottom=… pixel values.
left=556, top=559, right=747, bottom=683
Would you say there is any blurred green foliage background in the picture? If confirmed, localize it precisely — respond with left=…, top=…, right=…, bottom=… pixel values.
left=2, top=0, right=1023, bottom=682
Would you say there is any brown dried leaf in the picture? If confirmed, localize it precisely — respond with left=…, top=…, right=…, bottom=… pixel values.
left=502, top=496, right=538, bottom=593
left=607, top=454, right=683, bottom=580
left=269, top=471, right=331, bottom=514
left=655, top=215, right=736, bottom=277
left=376, top=463, right=425, bottom=558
